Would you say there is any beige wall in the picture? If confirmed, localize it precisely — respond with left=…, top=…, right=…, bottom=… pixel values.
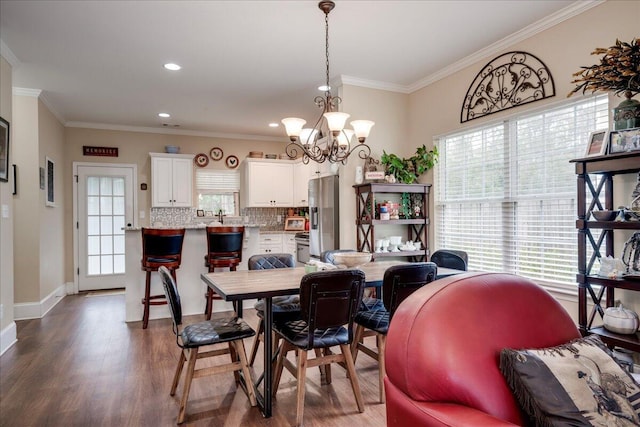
left=63, top=127, right=286, bottom=282
left=0, top=55, right=14, bottom=332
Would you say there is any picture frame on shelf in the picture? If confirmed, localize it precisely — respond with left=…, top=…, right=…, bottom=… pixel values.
left=609, top=127, right=640, bottom=154
left=284, top=217, right=306, bottom=231
left=0, top=116, right=9, bottom=182
left=584, top=129, right=608, bottom=157
left=196, top=209, right=205, bottom=217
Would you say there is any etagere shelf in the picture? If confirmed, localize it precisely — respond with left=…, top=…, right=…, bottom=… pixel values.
left=354, top=183, right=430, bottom=262
left=571, top=151, right=640, bottom=351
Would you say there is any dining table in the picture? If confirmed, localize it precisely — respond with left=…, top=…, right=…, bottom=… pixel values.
left=200, top=260, right=465, bottom=417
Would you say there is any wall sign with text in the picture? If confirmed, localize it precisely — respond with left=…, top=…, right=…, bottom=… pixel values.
left=83, top=146, right=119, bottom=157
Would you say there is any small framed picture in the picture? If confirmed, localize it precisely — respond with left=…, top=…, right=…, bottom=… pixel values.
left=46, top=156, right=55, bottom=207
left=205, top=211, right=213, bottom=217
left=609, top=127, right=640, bottom=154
left=0, top=116, right=9, bottom=182
left=284, top=217, right=306, bottom=231
left=196, top=209, right=205, bottom=217
left=584, top=129, right=608, bottom=157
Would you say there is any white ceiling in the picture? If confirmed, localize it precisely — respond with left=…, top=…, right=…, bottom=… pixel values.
left=0, top=0, right=593, bottom=141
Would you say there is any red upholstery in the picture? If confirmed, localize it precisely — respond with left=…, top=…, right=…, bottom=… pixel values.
left=384, top=272, right=580, bottom=427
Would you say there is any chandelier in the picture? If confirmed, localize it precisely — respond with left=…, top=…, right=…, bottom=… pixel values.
left=283, top=0, right=374, bottom=165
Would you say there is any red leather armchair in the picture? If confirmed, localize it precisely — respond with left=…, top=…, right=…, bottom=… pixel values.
left=385, top=272, right=580, bottom=426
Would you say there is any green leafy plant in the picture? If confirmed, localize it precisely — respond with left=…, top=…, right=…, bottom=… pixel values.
left=381, top=145, right=439, bottom=184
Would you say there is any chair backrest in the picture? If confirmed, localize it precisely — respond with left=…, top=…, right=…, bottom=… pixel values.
left=385, top=272, right=580, bottom=425
left=430, top=249, right=468, bottom=271
left=382, top=262, right=438, bottom=318
left=248, top=253, right=295, bottom=270
left=158, top=265, right=182, bottom=329
left=299, top=269, right=365, bottom=347
left=321, top=249, right=356, bottom=265
left=141, top=228, right=186, bottom=264
left=206, top=226, right=244, bottom=260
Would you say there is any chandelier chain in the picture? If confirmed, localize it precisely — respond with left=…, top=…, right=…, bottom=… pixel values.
left=325, top=11, right=330, bottom=91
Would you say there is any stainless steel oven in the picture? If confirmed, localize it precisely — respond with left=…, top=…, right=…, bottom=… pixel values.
left=295, top=232, right=310, bottom=264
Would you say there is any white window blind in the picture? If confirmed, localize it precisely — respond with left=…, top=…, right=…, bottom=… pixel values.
left=195, top=169, right=240, bottom=215
left=436, top=95, right=609, bottom=287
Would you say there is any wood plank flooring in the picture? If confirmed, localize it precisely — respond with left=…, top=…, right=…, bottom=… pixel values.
left=0, top=293, right=387, bottom=426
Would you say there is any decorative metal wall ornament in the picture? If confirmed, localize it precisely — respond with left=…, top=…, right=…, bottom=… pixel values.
left=461, top=51, right=555, bottom=123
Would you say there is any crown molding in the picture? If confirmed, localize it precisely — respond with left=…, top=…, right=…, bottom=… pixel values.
left=338, top=75, right=411, bottom=94
left=65, top=121, right=284, bottom=142
left=407, top=0, right=604, bottom=93
left=13, top=87, right=41, bottom=97
left=13, top=87, right=66, bottom=124
left=0, top=39, right=20, bottom=68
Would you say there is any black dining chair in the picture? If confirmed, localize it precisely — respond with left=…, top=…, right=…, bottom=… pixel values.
left=272, top=269, right=366, bottom=427
left=247, top=253, right=301, bottom=366
left=322, top=248, right=383, bottom=311
left=351, top=262, right=438, bottom=403
left=430, top=249, right=468, bottom=271
left=204, top=226, right=244, bottom=320
left=158, top=266, right=257, bottom=424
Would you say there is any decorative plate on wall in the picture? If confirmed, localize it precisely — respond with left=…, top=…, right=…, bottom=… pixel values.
left=194, top=153, right=209, bottom=167
left=210, top=147, right=223, bottom=161
left=225, top=155, right=239, bottom=169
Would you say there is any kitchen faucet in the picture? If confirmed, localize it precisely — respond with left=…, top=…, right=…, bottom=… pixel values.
left=217, top=209, right=224, bottom=224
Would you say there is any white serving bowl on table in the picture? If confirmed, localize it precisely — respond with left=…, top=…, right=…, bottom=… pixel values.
left=332, top=252, right=373, bottom=268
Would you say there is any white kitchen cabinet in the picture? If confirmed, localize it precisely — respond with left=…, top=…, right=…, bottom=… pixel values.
left=241, top=159, right=294, bottom=208
left=293, top=161, right=315, bottom=207
left=150, top=153, right=194, bottom=207
left=283, top=234, right=297, bottom=257
left=259, top=233, right=283, bottom=254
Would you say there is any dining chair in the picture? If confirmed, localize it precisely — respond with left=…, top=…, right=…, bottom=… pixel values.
left=158, top=266, right=257, bottom=424
left=430, top=249, right=468, bottom=271
left=247, top=253, right=300, bottom=366
left=351, top=262, right=438, bottom=403
left=204, top=225, right=244, bottom=320
left=322, top=248, right=383, bottom=311
left=140, top=227, right=185, bottom=329
left=272, top=269, right=366, bottom=427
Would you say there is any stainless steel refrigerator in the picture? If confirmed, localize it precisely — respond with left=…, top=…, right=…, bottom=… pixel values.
left=309, top=175, right=340, bottom=258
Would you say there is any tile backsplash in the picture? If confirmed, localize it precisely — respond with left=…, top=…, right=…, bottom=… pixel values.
left=150, top=207, right=308, bottom=230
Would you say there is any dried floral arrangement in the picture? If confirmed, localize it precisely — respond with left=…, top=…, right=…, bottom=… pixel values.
left=568, top=38, right=639, bottom=98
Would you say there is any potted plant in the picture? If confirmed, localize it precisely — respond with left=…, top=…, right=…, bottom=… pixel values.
left=568, top=38, right=639, bottom=130
left=381, top=145, right=439, bottom=184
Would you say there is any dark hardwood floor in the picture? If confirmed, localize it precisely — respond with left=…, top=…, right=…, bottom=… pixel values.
left=0, top=292, right=387, bottom=426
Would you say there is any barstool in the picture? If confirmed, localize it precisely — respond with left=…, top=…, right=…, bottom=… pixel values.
left=140, top=227, right=186, bottom=329
left=204, top=226, right=244, bottom=320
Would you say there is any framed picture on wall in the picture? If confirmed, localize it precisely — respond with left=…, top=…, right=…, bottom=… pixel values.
left=0, top=116, right=9, bottom=182
left=46, top=156, right=55, bottom=207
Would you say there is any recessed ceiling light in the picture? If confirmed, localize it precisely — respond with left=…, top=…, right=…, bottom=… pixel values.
left=318, top=85, right=331, bottom=91
left=158, top=113, right=171, bottom=118
left=269, top=123, right=279, bottom=128
left=163, top=63, right=181, bottom=71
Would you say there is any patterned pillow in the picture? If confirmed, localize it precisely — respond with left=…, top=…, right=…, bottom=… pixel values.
left=500, top=335, right=640, bottom=427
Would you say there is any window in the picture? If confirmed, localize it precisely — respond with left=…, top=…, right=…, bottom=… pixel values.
left=196, top=169, right=240, bottom=216
left=435, top=95, right=608, bottom=288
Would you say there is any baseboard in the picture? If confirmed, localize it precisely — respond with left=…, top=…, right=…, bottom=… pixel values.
left=14, top=284, right=67, bottom=320
left=0, top=321, right=17, bottom=356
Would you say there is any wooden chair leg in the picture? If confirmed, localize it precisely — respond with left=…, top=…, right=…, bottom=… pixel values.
left=378, top=334, right=386, bottom=403
left=295, top=349, right=308, bottom=427
left=323, top=348, right=332, bottom=384
left=228, top=342, right=240, bottom=384
left=142, top=271, right=152, bottom=329
left=234, top=339, right=258, bottom=406
left=248, top=318, right=264, bottom=366
left=351, top=324, right=365, bottom=362
left=170, top=350, right=187, bottom=396
left=314, top=348, right=326, bottom=384
left=340, top=344, right=364, bottom=413
left=177, top=348, right=198, bottom=424
left=272, top=340, right=291, bottom=397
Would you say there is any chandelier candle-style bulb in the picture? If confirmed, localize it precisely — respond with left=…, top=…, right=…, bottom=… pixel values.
left=323, top=112, right=350, bottom=133
left=337, top=129, right=354, bottom=149
left=350, top=120, right=375, bottom=143
left=282, top=117, right=306, bottom=140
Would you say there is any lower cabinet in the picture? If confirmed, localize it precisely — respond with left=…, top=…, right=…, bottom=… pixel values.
left=255, top=233, right=297, bottom=257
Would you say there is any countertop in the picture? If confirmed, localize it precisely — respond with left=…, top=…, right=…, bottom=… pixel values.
left=123, top=223, right=264, bottom=231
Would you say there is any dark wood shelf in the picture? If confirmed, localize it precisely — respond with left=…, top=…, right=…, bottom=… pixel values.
left=586, top=326, right=640, bottom=352
left=580, top=275, right=640, bottom=291
left=577, top=220, right=640, bottom=230
left=358, top=218, right=430, bottom=226
left=372, top=250, right=427, bottom=259
left=571, top=151, right=640, bottom=175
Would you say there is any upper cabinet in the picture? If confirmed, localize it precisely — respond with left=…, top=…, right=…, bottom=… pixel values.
left=150, top=153, right=194, bottom=207
left=293, top=162, right=314, bottom=207
left=241, top=158, right=294, bottom=208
